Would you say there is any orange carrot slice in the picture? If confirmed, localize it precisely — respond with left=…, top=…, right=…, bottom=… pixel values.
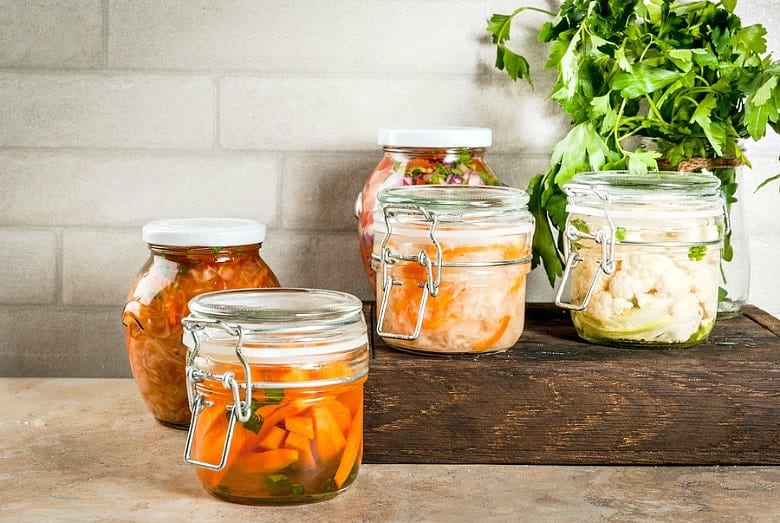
left=473, top=315, right=511, bottom=351
left=258, top=425, right=287, bottom=450
left=285, top=415, right=315, bottom=440
left=311, top=405, right=346, bottom=464
left=284, top=432, right=317, bottom=470
left=321, top=399, right=352, bottom=434
left=334, top=408, right=363, bottom=488
left=239, top=448, right=299, bottom=474
left=191, top=401, right=226, bottom=465
left=255, top=399, right=310, bottom=441
left=406, top=158, right=432, bottom=171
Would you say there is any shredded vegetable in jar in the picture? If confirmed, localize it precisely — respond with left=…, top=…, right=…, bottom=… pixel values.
left=182, top=288, right=368, bottom=505
left=356, top=128, right=502, bottom=291
left=372, top=185, right=534, bottom=354
left=556, top=171, right=725, bottom=348
left=122, top=218, right=280, bottom=428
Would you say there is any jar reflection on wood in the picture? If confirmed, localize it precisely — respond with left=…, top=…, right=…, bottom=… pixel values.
left=122, top=218, right=280, bottom=428
left=555, top=172, right=726, bottom=348
left=182, top=288, right=369, bottom=505
left=355, top=127, right=502, bottom=291
left=372, top=185, right=534, bottom=354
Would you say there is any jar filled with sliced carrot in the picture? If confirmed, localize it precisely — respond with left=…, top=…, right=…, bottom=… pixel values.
left=122, top=218, right=280, bottom=428
left=372, top=185, right=534, bottom=354
left=182, top=288, right=369, bottom=505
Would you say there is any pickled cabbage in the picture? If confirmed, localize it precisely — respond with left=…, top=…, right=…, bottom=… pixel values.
left=376, top=239, right=531, bottom=353
left=122, top=247, right=279, bottom=426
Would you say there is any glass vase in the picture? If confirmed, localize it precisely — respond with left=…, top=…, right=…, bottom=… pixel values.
left=711, top=165, right=750, bottom=318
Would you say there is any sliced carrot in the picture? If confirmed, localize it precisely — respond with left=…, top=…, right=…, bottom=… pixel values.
left=336, top=384, right=365, bottom=418
left=311, top=405, right=346, bottom=464
left=334, top=408, right=363, bottom=488
left=473, top=315, right=511, bottom=351
left=284, top=431, right=317, bottom=470
left=238, top=448, right=299, bottom=474
left=258, top=425, right=287, bottom=450
left=255, top=399, right=311, bottom=441
left=191, top=400, right=227, bottom=465
left=405, top=158, right=432, bottom=172
left=285, top=414, right=315, bottom=440
left=280, top=367, right=310, bottom=383
left=312, top=361, right=355, bottom=382
left=321, top=399, right=352, bottom=434
left=196, top=405, right=250, bottom=487
left=257, top=403, right=280, bottom=420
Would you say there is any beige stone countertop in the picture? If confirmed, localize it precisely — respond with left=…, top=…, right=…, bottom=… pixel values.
left=0, top=378, right=777, bottom=522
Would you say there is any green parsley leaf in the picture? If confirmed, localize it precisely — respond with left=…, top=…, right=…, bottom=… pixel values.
left=265, top=388, right=284, bottom=404
left=487, top=0, right=779, bottom=287
left=570, top=218, right=590, bottom=233
left=688, top=245, right=707, bottom=261
left=611, top=64, right=681, bottom=98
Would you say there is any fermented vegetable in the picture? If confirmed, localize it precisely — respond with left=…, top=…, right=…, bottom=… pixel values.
left=123, top=245, right=279, bottom=426
left=189, top=364, right=365, bottom=503
left=569, top=219, right=720, bottom=346
left=376, top=236, right=532, bottom=353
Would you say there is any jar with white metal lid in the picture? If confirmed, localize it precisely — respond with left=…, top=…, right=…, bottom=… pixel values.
left=356, top=127, right=503, bottom=291
left=122, top=218, right=280, bottom=428
left=555, top=171, right=726, bottom=348
left=182, top=288, right=368, bottom=505
left=371, top=185, right=534, bottom=354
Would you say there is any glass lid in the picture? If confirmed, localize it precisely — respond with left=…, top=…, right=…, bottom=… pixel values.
left=566, top=171, right=722, bottom=201
left=187, top=288, right=364, bottom=329
left=377, top=185, right=530, bottom=214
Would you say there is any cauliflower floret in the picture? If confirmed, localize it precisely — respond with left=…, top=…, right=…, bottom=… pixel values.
left=607, top=270, right=639, bottom=301
left=611, top=297, right=634, bottom=316
left=571, top=257, right=607, bottom=301
left=690, top=266, right=717, bottom=296
left=656, top=265, right=689, bottom=295
left=635, top=293, right=672, bottom=314
left=588, top=291, right=614, bottom=322
left=620, top=253, right=673, bottom=295
left=664, top=293, right=703, bottom=342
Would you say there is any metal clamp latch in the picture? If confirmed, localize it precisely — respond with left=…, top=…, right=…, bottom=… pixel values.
left=555, top=186, right=616, bottom=311
left=182, top=319, right=253, bottom=471
left=375, top=204, right=442, bottom=340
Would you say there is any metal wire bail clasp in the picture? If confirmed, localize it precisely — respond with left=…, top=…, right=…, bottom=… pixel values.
left=376, top=204, right=442, bottom=340
left=182, top=319, right=253, bottom=471
left=555, top=185, right=617, bottom=311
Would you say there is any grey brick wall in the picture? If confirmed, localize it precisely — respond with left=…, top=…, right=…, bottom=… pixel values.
left=1, top=1, right=777, bottom=376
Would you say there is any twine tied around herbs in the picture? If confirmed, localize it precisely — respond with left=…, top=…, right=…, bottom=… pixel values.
left=657, top=156, right=743, bottom=173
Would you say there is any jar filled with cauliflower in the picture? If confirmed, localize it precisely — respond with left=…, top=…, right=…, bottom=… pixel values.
left=556, top=171, right=725, bottom=348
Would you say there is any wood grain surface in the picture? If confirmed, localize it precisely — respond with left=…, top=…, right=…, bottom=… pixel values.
left=362, top=303, right=780, bottom=465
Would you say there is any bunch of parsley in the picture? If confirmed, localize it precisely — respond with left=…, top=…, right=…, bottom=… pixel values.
left=487, top=0, right=779, bottom=286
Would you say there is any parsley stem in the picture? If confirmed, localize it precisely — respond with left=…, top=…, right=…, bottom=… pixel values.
left=508, top=6, right=556, bottom=18
left=644, top=94, right=667, bottom=123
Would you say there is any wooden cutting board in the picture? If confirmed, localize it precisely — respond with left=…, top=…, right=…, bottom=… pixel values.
left=362, top=303, right=779, bottom=465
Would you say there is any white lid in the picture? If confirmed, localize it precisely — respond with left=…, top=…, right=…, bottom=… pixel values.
left=142, top=218, right=267, bottom=247
left=378, top=127, right=492, bottom=148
